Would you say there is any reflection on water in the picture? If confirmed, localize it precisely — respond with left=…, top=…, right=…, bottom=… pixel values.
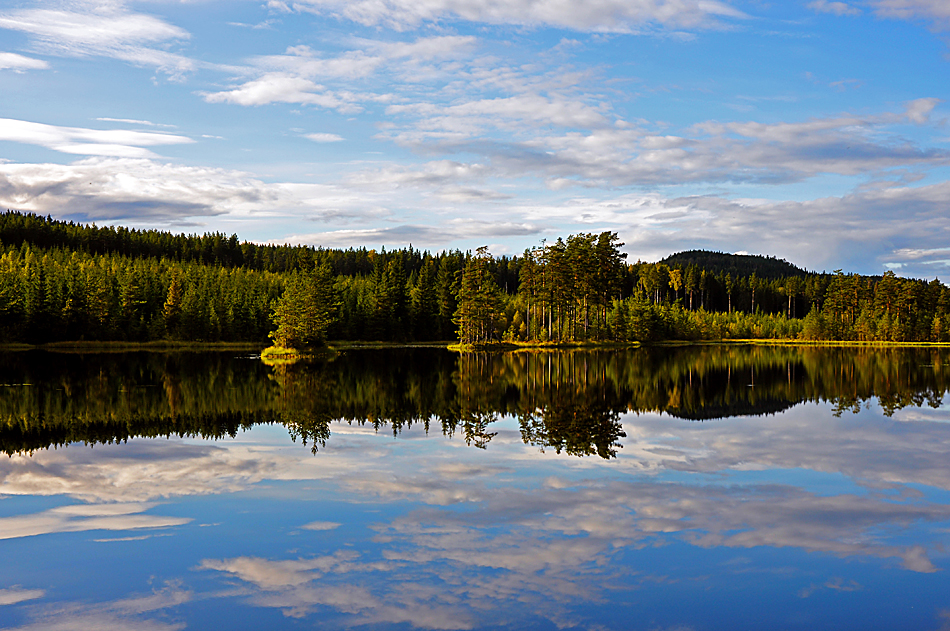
left=1, top=345, right=948, bottom=456
left=1, top=346, right=950, bottom=630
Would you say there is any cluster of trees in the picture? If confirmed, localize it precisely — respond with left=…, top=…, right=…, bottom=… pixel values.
left=1, top=211, right=950, bottom=345
left=0, top=245, right=280, bottom=342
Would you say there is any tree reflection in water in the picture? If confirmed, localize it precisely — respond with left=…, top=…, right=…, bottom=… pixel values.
left=1, top=345, right=948, bottom=457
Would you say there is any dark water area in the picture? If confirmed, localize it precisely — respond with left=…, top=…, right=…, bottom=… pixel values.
left=1, top=346, right=950, bottom=629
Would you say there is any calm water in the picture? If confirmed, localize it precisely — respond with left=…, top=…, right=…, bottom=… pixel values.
left=1, top=346, right=950, bottom=630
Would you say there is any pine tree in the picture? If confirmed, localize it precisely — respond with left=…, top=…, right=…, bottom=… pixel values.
left=269, top=264, right=339, bottom=349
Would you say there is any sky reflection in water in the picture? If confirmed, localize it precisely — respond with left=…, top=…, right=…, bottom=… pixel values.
left=1, top=348, right=950, bottom=630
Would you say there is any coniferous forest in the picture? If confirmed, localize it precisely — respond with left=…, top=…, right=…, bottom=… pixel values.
left=1, top=210, right=949, bottom=346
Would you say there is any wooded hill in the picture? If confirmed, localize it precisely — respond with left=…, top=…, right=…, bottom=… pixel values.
left=0, top=211, right=947, bottom=345
left=661, top=250, right=807, bottom=279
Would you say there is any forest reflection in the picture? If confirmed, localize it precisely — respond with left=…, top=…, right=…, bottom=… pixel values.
left=1, top=345, right=948, bottom=457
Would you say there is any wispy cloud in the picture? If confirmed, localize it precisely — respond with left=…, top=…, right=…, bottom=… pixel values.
left=269, top=0, right=748, bottom=32
left=201, top=36, right=475, bottom=110
left=871, top=0, right=950, bottom=30
left=7, top=583, right=190, bottom=631
left=304, top=132, right=344, bottom=142
left=0, top=1, right=195, bottom=78
left=95, top=118, right=177, bottom=128
left=0, top=503, right=190, bottom=540
left=301, top=520, right=342, bottom=530
left=808, top=1, right=863, bottom=16
left=0, top=588, right=45, bottom=606
left=0, top=118, right=193, bottom=158
left=0, top=158, right=392, bottom=224
left=0, top=51, right=48, bottom=70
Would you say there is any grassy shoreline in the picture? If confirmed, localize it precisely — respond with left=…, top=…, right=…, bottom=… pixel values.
left=2, top=338, right=949, bottom=354
left=448, top=338, right=950, bottom=352
left=0, top=340, right=267, bottom=353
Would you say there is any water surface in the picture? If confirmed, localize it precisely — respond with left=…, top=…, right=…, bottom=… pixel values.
left=1, top=346, right=949, bottom=630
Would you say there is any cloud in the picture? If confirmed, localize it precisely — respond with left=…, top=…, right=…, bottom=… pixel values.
left=199, top=553, right=474, bottom=626
left=0, top=441, right=307, bottom=503
left=7, top=583, right=190, bottom=631
left=200, top=551, right=361, bottom=589
left=0, top=51, right=48, bottom=70
left=0, top=118, right=193, bottom=158
left=871, top=0, right=950, bottom=30
left=274, top=0, right=748, bottom=32
left=95, top=118, right=177, bottom=128
left=904, top=96, right=940, bottom=123
left=799, top=577, right=863, bottom=598
left=0, top=2, right=195, bottom=78
left=494, top=177, right=950, bottom=276
left=305, top=132, right=344, bottom=142
left=301, top=520, right=342, bottom=530
left=0, top=503, right=191, bottom=540
left=382, top=99, right=948, bottom=188
left=0, top=157, right=391, bottom=225
left=808, top=1, right=862, bottom=16
left=203, top=74, right=366, bottom=112
left=387, top=93, right=611, bottom=132
left=278, top=219, right=541, bottom=248
left=202, top=36, right=474, bottom=110
left=0, top=588, right=45, bottom=606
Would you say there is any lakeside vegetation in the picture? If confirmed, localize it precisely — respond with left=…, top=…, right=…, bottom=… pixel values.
left=1, top=210, right=949, bottom=346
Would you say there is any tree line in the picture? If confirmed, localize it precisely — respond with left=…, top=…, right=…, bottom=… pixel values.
left=1, top=211, right=949, bottom=344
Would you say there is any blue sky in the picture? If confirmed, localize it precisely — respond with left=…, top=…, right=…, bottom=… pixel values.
left=0, top=0, right=949, bottom=277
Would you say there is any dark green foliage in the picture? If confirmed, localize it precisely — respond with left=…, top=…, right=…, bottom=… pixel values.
left=269, top=264, right=339, bottom=349
left=662, top=250, right=807, bottom=279
left=1, top=212, right=948, bottom=344
left=455, top=247, right=504, bottom=344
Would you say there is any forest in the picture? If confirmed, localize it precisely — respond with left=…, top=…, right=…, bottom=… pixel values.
left=0, top=210, right=949, bottom=345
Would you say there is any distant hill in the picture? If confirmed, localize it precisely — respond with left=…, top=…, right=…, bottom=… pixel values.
left=660, top=250, right=807, bottom=279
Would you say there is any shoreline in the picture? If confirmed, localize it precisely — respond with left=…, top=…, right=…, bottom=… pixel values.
left=1, top=338, right=949, bottom=354
left=449, top=339, right=950, bottom=352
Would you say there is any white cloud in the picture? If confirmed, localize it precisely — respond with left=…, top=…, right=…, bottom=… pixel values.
left=95, top=118, right=177, bottom=128
left=0, top=157, right=391, bottom=224
left=278, top=219, right=541, bottom=248
left=808, top=1, right=862, bottom=16
left=305, top=132, right=344, bottom=142
left=275, top=0, right=747, bottom=32
left=301, top=520, right=342, bottom=530
left=387, top=93, right=611, bottom=132
left=7, top=584, right=190, bottom=631
left=0, top=588, right=45, bottom=606
left=0, top=52, right=48, bottom=70
left=0, top=441, right=307, bottom=503
left=202, top=36, right=475, bottom=110
left=199, top=553, right=475, bottom=626
left=0, top=118, right=193, bottom=158
left=0, top=3, right=195, bottom=78
left=871, top=0, right=950, bottom=29
left=200, top=552, right=360, bottom=589
left=203, top=73, right=365, bottom=112
left=382, top=99, right=949, bottom=188
left=494, top=178, right=950, bottom=276
left=0, top=503, right=190, bottom=540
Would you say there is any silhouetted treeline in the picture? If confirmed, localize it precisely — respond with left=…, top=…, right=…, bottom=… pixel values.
left=661, top=250, right=807, bottom=280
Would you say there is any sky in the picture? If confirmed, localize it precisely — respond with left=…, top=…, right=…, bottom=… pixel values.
left=0, top=0, right=949, bottom=277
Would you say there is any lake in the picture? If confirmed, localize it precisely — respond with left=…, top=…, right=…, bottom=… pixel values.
left=1, top=345, right=949, bottom=630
